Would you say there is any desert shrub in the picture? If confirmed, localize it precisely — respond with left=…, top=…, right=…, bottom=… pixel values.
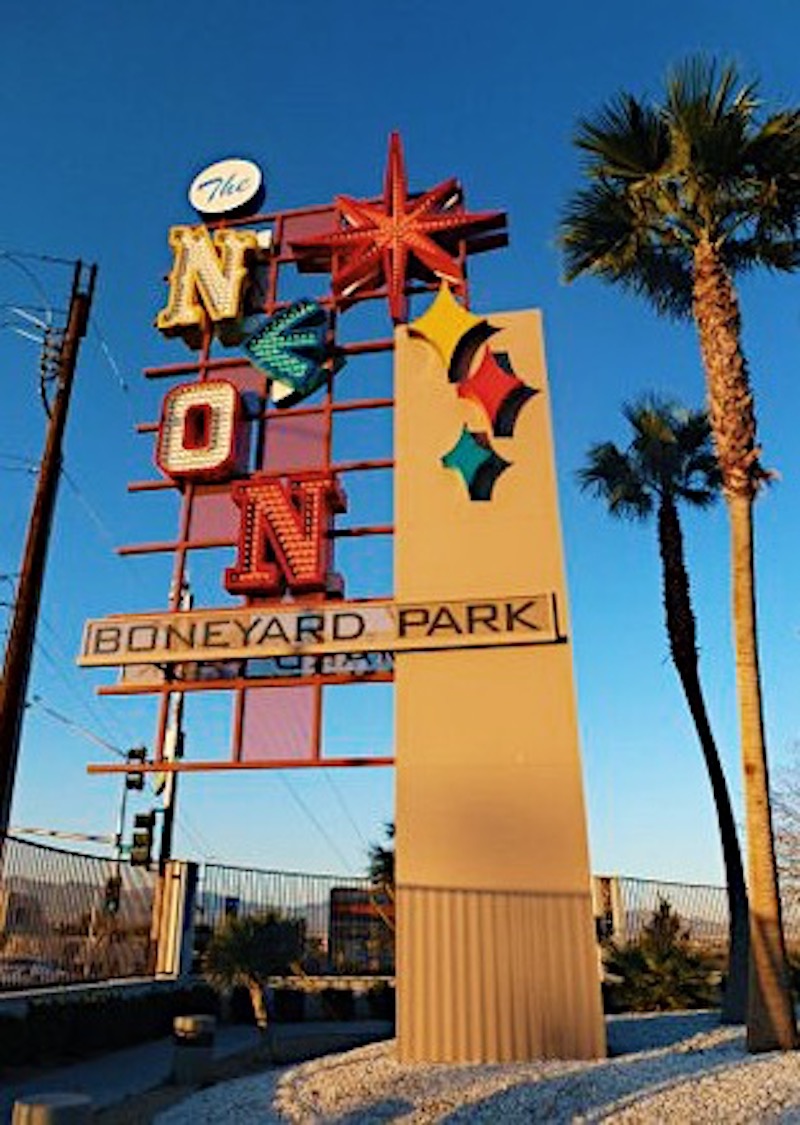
left=603, top=897, right=719, bottom=1013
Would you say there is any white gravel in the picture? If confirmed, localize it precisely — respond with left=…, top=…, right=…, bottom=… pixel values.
left=155, top=1011, right=800, bottom=1123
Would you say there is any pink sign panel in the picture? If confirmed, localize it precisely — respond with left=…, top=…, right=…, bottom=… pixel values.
left=238, top=685, right=318, bottom=762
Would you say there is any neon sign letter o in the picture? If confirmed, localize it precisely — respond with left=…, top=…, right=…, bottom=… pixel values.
left=156, top=380, right=245, bottom=482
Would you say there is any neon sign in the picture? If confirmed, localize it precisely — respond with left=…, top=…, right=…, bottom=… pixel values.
left=225, top=472, right=346, bottom=598
left=155, top=225, right=261, bottom=348
left=156, top=380, right=247, bottom=483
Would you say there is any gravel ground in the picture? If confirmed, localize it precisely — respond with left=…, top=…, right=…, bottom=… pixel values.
left=155, top=1011, right=800, bottom=1123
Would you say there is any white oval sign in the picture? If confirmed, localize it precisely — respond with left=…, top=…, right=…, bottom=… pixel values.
left=189, top=158, right=263, bottom=216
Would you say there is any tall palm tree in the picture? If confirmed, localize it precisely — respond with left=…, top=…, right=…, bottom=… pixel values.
left=560, top=56, right=800, bottom=1052
left=579, top=397, right=748, bottom=1023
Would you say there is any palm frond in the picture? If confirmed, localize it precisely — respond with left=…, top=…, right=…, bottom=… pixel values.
left=562, top=55, right=800, bottom=314
left=580, top=398, right=720, bottom=516
left=577, top=441, right=652, bottom=520
left=723, top=237, right=800, bottom=273
left=575, top=93, right=670, bottom=178
left=560, top=183, right=695, bottom=316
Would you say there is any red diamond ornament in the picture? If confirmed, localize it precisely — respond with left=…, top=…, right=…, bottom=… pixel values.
left=457, top=348, right=536, bottom=437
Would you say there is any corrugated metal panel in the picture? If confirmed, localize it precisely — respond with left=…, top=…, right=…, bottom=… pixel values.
left=397, top=885, right=606, bottom=1062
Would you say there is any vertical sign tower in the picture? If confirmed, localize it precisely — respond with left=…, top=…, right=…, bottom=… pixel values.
left=80, top=136, right=604, bottom=1062
left=394, top=297, right=604, bottom=1060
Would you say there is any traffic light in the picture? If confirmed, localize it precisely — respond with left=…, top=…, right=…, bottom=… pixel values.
left=103, top=873, right=122, bottom=915
left=125, top=746, right=147, bottom=791
left=130, top=811, right=156, bottom=867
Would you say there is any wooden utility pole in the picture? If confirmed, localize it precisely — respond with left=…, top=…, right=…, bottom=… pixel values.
left=0, top=261, right=97, bottom=843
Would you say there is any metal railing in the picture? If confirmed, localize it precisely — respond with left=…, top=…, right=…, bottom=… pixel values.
left=0, top=835, right=156, bottom=990
left=197, top=862, right=394, bottom=976
left=8, top=838, right=800, bottom=994
left=602, top=875, right=800, bottom=953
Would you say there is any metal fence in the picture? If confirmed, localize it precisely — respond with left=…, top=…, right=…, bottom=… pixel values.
left=9, top=839, right=800, bottom=994
left=603, top=875, right=800, bottom=954
left=0, top=834, right=156, bottom=991
left=197, top=862, right=394, bottom=976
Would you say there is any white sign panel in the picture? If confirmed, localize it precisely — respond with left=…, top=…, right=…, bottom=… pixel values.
left=189, top=158, right=263, bottom=216
left=80, top=594, right=561, bottom=667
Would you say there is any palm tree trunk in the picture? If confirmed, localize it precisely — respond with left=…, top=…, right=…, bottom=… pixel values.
left=693, top=236, right=797, bottom=1051
left=728, top=492, right=796, bottom=1050
left=248, top=977, right=269, bottom=1034
left=658, top=496, right=749, bottom=1023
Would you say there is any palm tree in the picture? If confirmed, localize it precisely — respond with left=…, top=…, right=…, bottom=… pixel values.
left=579, top=397, right=748, bottom=1022
left=560, top=56, right=800, bottom=1052
left=203, top=911, right=304, bottom=1036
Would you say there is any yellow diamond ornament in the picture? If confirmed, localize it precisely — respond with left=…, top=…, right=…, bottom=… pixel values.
left=408, top=282, right=486, bottom=373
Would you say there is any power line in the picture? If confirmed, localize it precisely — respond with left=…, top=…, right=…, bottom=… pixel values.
left=172, top=811, right=219, bottom=863
left=0, top=250, right=78, bottom=269
left=33, top=630, right=128, bottom=750
left=28, top=695, right=126, bottom=760
left=90, top=318, right=131, bottom=398
left=323, top=770, right=368, bottom=850
left=277, top=773, right=354, bottom=872
left=0, top=454, right=37, bottom=468
left=60, top=466, right=118, bottom=549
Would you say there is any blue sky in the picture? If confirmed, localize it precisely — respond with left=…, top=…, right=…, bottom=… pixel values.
left=3, top=1, right=800, bottom=884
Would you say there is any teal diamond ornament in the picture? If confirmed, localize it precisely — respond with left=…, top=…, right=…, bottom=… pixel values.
left=441, top=426, right=510, bottom=501
left=242, top=299, right=336, bottom=408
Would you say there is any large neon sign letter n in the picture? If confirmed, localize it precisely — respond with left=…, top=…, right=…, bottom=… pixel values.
left=155, top=225, right=259, bottom=349
left=225, top=473, right=346, bottom=598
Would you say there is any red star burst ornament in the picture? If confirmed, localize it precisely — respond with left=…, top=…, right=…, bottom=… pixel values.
left=291, top=132, right=507, bottom=323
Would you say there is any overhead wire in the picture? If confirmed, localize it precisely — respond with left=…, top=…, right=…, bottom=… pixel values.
left=91, top=318, right=131, bottom=398
left=0, top=454, right=37, bottom=468
left=27, top=695, right=127, bottom=759
left=89, top=316, right=141, bottom=433
left=60, top=466, right=119, bottom=550
left=33, top=627, right=129, bottom=750
left=0, top=250, right=78, bottom=268
left=0, top=253, right=54, bottom=327
left=277, top=773, right=354, bottom=873
left=323, top=770, right=368, bottom=850
left=171, top=810, right=220, bottom=863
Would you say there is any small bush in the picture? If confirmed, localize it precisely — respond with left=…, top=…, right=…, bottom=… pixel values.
left=603, top=897, right=719, bottom=1013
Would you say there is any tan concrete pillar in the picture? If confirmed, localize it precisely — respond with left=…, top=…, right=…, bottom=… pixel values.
left=394, top=307, right=605, bottom=1062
